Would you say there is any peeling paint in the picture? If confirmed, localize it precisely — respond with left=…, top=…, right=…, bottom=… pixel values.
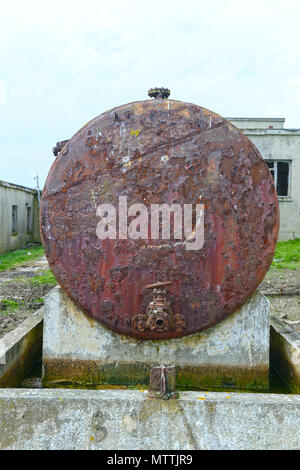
left=40, top=99, right=279, bottom=340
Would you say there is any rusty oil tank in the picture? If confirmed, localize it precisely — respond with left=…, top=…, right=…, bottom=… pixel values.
left=40, top=88, right=279, bottom=340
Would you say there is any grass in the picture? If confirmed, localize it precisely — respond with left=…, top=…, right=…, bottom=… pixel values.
left=1, top=299, right=19, bottom=309
left=0, top=299, right=22, bottom=316
left=29, top=270, right=57, bottom=286
left=33, top=297, right=45, bottom=304
left=0, top=245, right=45, bottom=271
left=271, top=238, right=300, bottom=270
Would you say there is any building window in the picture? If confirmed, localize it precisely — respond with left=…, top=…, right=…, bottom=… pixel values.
left=11, top=205, right=18, bottom=234
left=26, top=206, right=32, bottom=232
left=266, top=160, right=291, bottom=197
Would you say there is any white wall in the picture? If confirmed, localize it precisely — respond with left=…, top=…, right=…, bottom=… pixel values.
left=0, top=182, right=40, bottom=253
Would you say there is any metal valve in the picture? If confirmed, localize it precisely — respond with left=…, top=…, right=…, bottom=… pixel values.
left=133, top=281, right=186, bottom=333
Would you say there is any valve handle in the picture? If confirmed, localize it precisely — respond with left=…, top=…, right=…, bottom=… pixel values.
left=145, top=281, right=172, bottom=290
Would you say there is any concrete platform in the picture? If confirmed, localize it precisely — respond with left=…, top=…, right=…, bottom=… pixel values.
left=0, top=388, right=299, bottom=450
left=43, top=287, right=270, bottom=391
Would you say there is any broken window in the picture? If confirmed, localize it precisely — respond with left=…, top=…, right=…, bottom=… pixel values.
left=11, top=205, right=18, bottom=234
left=266, top=160, right=291, bottom=197
left=26, top=206, right=32, bottom=232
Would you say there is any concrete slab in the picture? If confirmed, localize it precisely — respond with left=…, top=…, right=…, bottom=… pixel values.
left=43, top=287, right=270, bottom=391
left=0, top=388, right=299, bottom=450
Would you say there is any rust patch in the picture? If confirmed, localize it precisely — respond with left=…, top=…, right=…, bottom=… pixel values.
left=148, top=365, right=178, bottom=399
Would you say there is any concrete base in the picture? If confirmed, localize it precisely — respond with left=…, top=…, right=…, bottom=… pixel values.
left=0, top=389, right=300, bottom=450
left=43, top=287, right=270, bottom=391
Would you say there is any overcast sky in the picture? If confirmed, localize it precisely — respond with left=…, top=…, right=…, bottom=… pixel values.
left=1, top=0, right=300, bottom=188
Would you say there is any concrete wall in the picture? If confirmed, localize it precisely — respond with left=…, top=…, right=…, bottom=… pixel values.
left=0, top=181, right=41, bottom=253
left=270, top=315, right=300, bottom=394
left=0, top=389, right=300, bottom=449
left=228, top=117, right=285, bottom=130
left=0, top=309, right=43, bottom=388
left=228, top=118, right=300, bottom=241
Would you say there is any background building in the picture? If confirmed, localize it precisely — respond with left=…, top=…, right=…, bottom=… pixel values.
left=0, top=181, right=40, bottom=253
left=228, top=118, right=300, bottom=241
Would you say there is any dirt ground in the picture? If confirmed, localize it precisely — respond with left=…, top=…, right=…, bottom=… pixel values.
left=0, top=256, right=56, bottom=338
left=0, top=255, right=299, bottom=338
